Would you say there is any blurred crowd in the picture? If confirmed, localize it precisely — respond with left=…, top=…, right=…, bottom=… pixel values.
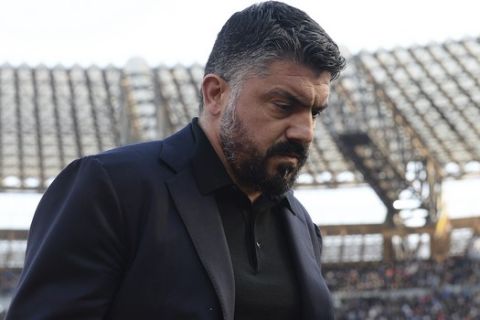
left=1, top=257, right=479, bottom=318
left=336, top=289, right=480, bottom=320
left=0, top=269, right=20, bottom=296
left=0, top=268, right=21, bottom=315
left=324, top=256, right=480, bottom=319
left=324, top=256, right=479, bottom=291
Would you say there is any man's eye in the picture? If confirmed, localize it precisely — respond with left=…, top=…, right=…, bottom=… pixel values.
left=312, top=109, right=321, bottom=119
left=274, top=102, right=291, bottom=112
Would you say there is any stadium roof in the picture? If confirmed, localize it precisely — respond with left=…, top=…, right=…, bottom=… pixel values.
left=0, top=66, right=123, bottom=190
left=355, top=38, right=480, bottom=176
left=0, top=37, right=479, bottom=196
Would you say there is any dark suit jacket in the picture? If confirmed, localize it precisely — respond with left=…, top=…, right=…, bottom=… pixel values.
left=6, top=122, right=334, bottom=320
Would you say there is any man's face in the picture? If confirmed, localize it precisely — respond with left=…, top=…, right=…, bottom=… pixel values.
left=219, top=60, right=331, bottom=196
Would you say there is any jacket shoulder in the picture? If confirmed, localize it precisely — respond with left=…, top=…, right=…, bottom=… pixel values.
left=94, top=122, right=196, bottom=173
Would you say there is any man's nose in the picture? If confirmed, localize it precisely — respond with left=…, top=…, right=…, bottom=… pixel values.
left=285, top=112, right=315, bottom=144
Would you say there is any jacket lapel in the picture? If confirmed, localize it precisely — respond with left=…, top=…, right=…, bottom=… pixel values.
left=166, top=168, right=235, bottom=320
left=283, top=204, right=334, bottom=320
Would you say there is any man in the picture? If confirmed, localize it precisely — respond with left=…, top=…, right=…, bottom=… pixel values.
left=6, top=1, right=345, bottom=319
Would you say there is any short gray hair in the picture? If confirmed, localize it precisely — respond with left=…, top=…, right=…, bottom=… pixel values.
left=200, top=1, right=346, bottom=111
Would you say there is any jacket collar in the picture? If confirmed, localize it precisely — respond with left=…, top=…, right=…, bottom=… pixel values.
left=158, top=121, right=197, bottom=173
left=282, top=205, right=335, bottom=319
left=160, top=120, right=235, bottom=320
left=166, top=167, right=235, bottom=320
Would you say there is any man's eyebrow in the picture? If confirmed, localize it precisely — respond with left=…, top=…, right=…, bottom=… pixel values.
left=316, top=103, right=329, bottom=111
left=265, top=88, right=328, bottom=110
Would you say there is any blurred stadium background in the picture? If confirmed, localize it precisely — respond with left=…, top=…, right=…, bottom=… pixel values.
left=1, top=1, right=480, bottom=318
left=0, top=36, right=479, bottom=318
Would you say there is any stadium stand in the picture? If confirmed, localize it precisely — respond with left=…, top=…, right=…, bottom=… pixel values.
left=0, top=36, right=479, bottom=316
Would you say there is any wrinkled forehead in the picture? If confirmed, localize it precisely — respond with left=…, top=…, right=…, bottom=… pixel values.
left=256, top=60, right=332, bottom=102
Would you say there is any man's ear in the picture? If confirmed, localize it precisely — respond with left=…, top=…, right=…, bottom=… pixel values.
left=201, top=74, right=228, bottom=117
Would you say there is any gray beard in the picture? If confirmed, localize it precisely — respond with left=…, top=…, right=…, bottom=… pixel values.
left=219, top=106, right=308, bottom=197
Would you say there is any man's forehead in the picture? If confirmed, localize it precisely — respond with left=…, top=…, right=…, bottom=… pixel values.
left=256, top=63, right=331, bottom=94
left=258, top=62, right=331, bottom=101
left=264, top=85, right=329, bottom=105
